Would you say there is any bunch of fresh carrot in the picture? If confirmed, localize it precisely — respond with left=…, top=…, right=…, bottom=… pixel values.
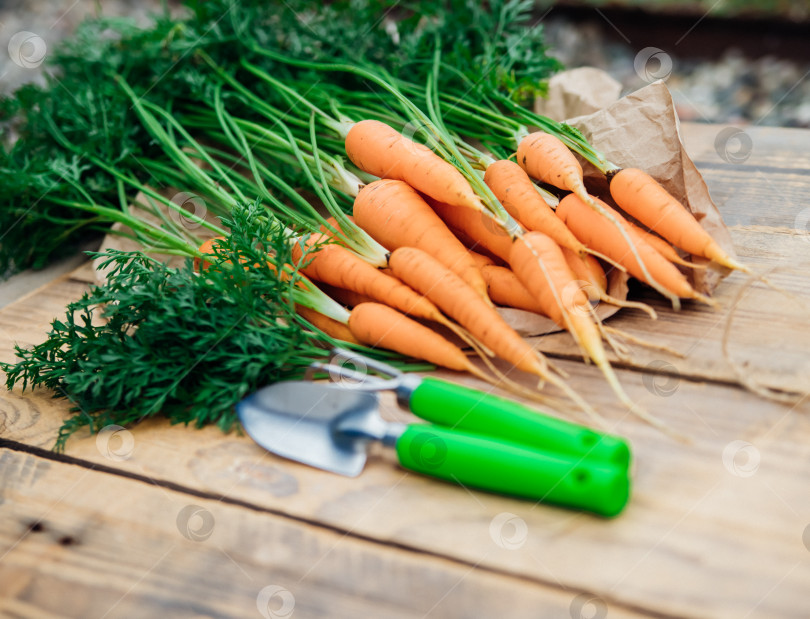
left=192, top=114, right=744, bottom=429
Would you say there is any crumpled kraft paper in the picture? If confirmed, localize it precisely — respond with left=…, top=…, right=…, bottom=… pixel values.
left=553, top=75, right=735, bottom=294
left=534, top=67, right=623, bottom=122
left=501, top=72, right=734, bottom=335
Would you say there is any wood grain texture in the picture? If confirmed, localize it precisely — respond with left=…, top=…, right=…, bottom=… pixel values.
left=2, top=123, right=810, bottom=618
left=1, top=448, right=621, bottom=619
left=2, top=318, right=810, bottom=618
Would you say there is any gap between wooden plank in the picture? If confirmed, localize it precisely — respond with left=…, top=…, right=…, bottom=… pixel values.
left=0, top=438, right=678, bottom=619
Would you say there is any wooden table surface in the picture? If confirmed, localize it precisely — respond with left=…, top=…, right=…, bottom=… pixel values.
left=2, top=122, right=810, bottom=619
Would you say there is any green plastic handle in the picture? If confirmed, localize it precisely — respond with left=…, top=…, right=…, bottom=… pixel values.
left=408, top=377, right=631, bottom=468
left=396, top=425, right=630, bottom=517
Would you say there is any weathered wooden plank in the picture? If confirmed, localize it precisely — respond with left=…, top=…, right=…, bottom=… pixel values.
left=0, top=448, right=621, bottom=619
left=2, top=338, right=809, bottom=619
left=0, top=278, right=90, bottom=367
left=679, top=123, right=810, bottom=230
left=680, top=123, right=810, bottom=174
left=2, top=122, right=810, bottom=618
left=531, top=226, right=810, bottom=392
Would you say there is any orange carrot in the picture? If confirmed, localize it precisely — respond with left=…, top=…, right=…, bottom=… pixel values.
left=508, top=233, right=591, bottom=333
left=194, top=236, right=226, bottom=271
left=292, top=233, right=442, bottom=323
left=296, top=305, right=360, bottom=345
left=509, top=232, right=664, bottom=430
left=610, top=167, right=746, bottom=271
left=480, top=265, right=545, bottom=314
left=348, top=303, right=484, bottom=375
left=624, top=219, right=705, bottom=269
left=516, top=132, right=589, bottom=200
left=557, top=195, right=712, bottom=308
left=345, top=119, right=484, bottom=212
left=315, top=282, right=375, bottom=308
left=516, top=132, right=666, bottom=289
left=561, top=247, right=605, bottom=303
left=561, top=246, right=658, bottom=318
left=388, top=247, right=600, bottom=416
left=428, top=199, right=514, bottom=263
left=452, top=228, right=508, bottom=265
left=353, top=179, right=490, bottom=301
left=485, top=159, right=588, bottom=255
left=466, top=250, right=496, bottom=269
left=387, top=247, right=548, bottom=377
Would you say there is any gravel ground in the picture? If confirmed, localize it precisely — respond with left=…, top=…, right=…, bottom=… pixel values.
left=0, top=1, right=180, bottom=94
left=544, top=14, right=810, bottom=127
left=1, top=2, right=809, bottom=128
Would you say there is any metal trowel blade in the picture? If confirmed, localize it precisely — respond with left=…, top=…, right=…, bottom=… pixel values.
left=236, top=381, right=379, bottom=477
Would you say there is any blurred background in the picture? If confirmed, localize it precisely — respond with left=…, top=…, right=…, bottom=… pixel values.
left=1, top=0, right=808, bottom=126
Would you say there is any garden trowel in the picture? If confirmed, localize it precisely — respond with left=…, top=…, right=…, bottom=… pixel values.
left=237, top=380, right=631, bottom=517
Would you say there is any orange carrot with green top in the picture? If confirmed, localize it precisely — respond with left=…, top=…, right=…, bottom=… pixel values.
left=296, top=305, right=360, bottom=345
left=428, top=199, right=514, bottom=262
left=348, top=303, right=486, bottom=375
left=292, top=233, right=443, bottom=323
left=484, top=159, right=588, bottom=256
left=557, top=195, right=714, bottom=308
left=509, top=232, right=666, bottom=430
left=517, top=132, right=664, bottom=292
left=516, top=132, right=590, bottom=203
left=353, top=179, right=490, bottom=301
left=388, top=247, right=544, bottom=376
left=345, top=120, right=484, bottom=212
left=387, top=247, right=596, bottom=416
left=315, top=282, right=375, bottom=308
left=609, top=167, right=746, bottom=271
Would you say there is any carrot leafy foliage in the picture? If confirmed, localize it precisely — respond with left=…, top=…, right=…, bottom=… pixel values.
left=0, top=0, right=559, bottom=275
left=2, top=203, right=356, bottom=450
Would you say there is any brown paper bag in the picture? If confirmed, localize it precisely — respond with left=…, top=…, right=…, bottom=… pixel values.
left=564, top=79, right=736, bottom=294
